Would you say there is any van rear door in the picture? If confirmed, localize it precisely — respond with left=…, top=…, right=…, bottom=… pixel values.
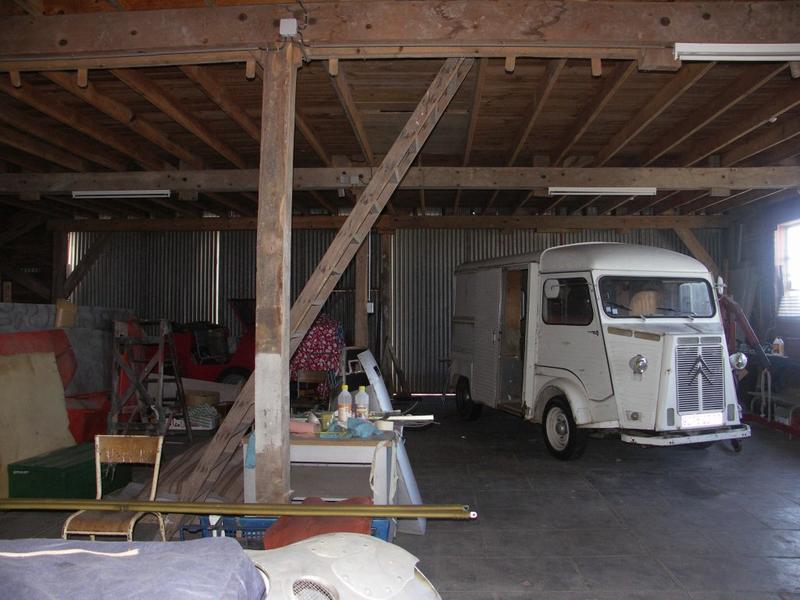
left=471, top=268, right=503, bottom=407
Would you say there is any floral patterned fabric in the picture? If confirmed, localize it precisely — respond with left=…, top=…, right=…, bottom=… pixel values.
left=290, top=314, right=344, bottom=398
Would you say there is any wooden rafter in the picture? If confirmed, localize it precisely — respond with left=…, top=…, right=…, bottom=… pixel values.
left=43, top=71, right=202, bottom=168
left=112, top=68, right=248, bottom=168
left=553, top=61, right=636, bottom=166
left=5, top=166, right=799, bottom=194
left=294, top=109, right=331, bottom=167
left=593, top=62, right=713, bottom=167
left=674, top=227, right=720, bottom=276
left=484, top=59, right=565, bottom=213
left=0, top=123, right=87, bottom=172
left=678, top=84, right=800, bottom=167
left=720, top=113, right=800, bottom=167
left=0, top=148, right=51, bottom=173
left=0, top=76, right=168, bottom=171
left=329, top=64, right=375, bottom=166
left=0, top=104, right=128, bottom=171
left=180, top=65, right=260, bottom=143
left=639, top=63, right=786, bottom=166
left=0, top=212, right=44, bottom=247
left=455, top=57, right=487, bottom=210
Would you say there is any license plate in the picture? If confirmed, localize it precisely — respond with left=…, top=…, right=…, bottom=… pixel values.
left=680, top=412, right=724, bottom=429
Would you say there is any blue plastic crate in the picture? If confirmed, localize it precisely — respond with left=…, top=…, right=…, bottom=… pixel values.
left=180, top=515, right=391, bottom=547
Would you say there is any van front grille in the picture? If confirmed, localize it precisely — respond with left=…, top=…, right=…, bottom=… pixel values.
left=675, top=345, right=725, bottom=413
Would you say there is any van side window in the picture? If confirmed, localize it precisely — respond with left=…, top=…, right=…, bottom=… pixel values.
left=542, top=278, right=594, bottom=326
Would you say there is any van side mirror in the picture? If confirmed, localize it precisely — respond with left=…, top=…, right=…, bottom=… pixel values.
left=716, top=276, right=726, bottom=297
left=544, top=280, right=561, bottom=299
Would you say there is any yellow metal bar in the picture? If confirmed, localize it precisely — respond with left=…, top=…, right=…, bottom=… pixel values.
left=0, top=499, right=477, bottom=520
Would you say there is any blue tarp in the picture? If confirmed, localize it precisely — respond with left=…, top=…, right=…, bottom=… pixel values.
left=0, top=537, right=265, bottom=600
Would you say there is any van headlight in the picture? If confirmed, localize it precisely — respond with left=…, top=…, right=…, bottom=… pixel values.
left=729, top=352, right=748, bottom=371
left=629, top=354, right=648, bottom=374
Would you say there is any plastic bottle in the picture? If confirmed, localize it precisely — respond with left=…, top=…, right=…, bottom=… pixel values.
left=336, top=384, right=353, bottom=427
left=354, top=385, right=370, bottom=420
left=772, top=337, right=785, bottom=356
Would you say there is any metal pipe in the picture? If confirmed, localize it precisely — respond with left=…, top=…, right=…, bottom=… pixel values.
left=0, top=499, right=477, bottom=520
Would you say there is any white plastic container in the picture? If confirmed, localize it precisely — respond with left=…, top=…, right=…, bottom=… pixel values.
left=336, top=384, right=353, bottom=426
left=354, top=385, right=370, bottom=419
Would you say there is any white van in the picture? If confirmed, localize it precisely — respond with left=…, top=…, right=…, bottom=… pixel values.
left=449, top=242, right=751, bottom=459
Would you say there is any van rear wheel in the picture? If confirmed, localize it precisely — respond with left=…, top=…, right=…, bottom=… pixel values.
left=542, top=398, right=587, bottom=460
left=455, top=377, right=482, bottom=421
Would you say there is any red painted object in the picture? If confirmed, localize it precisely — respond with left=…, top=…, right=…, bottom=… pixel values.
left=262, top=497, right=373, bottom=550
left=65, top=392, right=110, bottom=443
left=0, top=329, right=76, bottom=388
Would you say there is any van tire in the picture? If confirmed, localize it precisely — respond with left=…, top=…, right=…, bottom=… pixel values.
left=542, top=397, right=587, bottom=460
left=455, top=377, right=482, bottom=421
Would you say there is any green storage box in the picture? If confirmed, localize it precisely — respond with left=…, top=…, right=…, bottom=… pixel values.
left=8, top=443, right=132, bottom=499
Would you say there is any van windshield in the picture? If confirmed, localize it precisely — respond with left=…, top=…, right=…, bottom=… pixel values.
left=598, top=276, right=715, bottom=319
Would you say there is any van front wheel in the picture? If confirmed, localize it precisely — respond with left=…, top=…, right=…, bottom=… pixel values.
left=455, top=377, right=482, bottom=421
left=542, top=398, right=587, bottom=460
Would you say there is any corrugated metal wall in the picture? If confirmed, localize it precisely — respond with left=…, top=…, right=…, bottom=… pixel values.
left=393, top=228, right=725, bottom=391
left=71, top=227, right=723, bottom=391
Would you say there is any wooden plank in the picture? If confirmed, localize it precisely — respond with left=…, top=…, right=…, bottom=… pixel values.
left=0, top=104, right=128, bottom=171
left=2, top=3, right=800, bottom=63
left=180, top=65, right=261, bottom=143
left=0, top=77, right=169, bottom=171
left=5, top=166, right=800, bottom=194
left=62, top=232, right=111, bottom=297
left=112, top=68, right=248, bottom=169
left=43, top=71, right=204, bottom=169
left=674, top=228, right=720, bottom=276
left=48, top=213, right=730, bottom=232
left=640, top=63, right=786, bottom=166
left=594, top=62, right=713, bottom=166
left=354, top=239, right=369, bottom=347
left=253, top=44, right=299, bottom=504
left=0, top=123, right=87, bottom=172
left=720, top=113, right=800, bottom=167
left=330, top=64, right=374, bottom=166
left=290, top=57, right=474, bottom=354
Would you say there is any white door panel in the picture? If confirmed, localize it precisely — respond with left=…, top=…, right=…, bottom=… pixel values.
left=471, top=268, right=502, bottom=406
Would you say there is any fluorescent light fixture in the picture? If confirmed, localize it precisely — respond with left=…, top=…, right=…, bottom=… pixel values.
left=674, top=43, right=800, bottom=62
left=72, top=189, right=171, bottom=199
left=548, top=186, right=657, bottom=196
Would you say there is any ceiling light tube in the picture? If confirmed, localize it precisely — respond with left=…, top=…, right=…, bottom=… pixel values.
left=674, top=43, right=800, bottom=62
left=72, top=189, right=171, bottom=199
left=547, top=187, right=657, bottom=196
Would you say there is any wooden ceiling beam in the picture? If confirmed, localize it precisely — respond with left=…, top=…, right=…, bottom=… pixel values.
left=593, top=62, right=713, bottom=166
left=48, top=213, right=730, bottom=233
left=0, top=104, right=128, bottom=171
left=294, top=109, right=331, bottom=167
left=720, top=113, right=800, bottom=167
left=43, top=71, right=202, bottom=168
left=4, top=166, right=798, bottom=194
left=179, top=65, right=260, bottom=143
left=640, top=63, right=786, bottom=166
left=0, top=148, right=51, bottom=173
left=112, top=68, right=248, bottom=168
left=329, top=64, right=375, bottom=166
left=3, top=3, right=799, bottom=64
left=484, top=58, right=565, bottom=213
left=0, top=76, right=168, bottom=170
left=0, top=123, right=87, bottom=172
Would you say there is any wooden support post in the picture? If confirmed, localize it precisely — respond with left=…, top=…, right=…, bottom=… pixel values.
left=354, top=238, right=369, bottom=347
left=290, top=58, right=473, bottom=355
left=51, top=231, right=67, bottom=301
left=254, top=44, right=300, bottom=504
left=674, top=228, right=720, bottom=277
left=380, top=232, right=394, bottom=391
left=62, top=232, right=111, bottom=298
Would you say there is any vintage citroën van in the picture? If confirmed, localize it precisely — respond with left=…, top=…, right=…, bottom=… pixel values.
left=449, top=242, right=751, bottom=459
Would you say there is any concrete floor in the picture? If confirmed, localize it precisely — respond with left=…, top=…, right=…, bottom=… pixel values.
left=2, top=400, right=800, bottom=599
left=395, top=401, right=800, bottom=599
